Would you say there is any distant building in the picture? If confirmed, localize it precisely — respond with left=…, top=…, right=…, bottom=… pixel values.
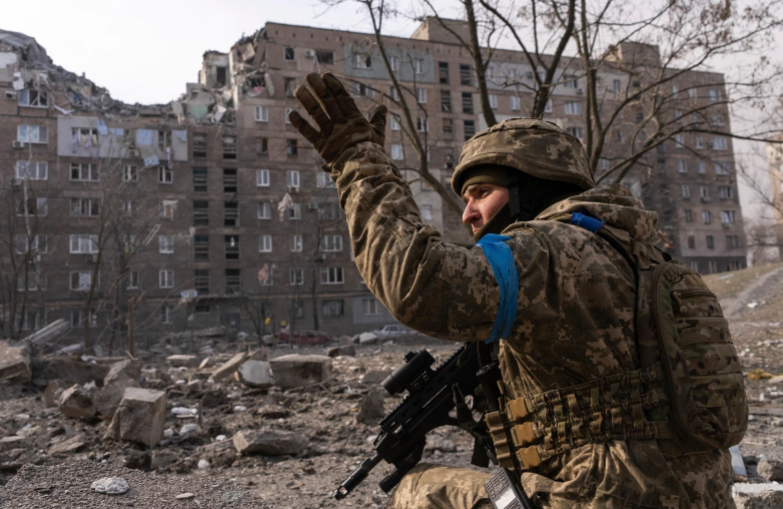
left=765, top=134, right=783, bottom=261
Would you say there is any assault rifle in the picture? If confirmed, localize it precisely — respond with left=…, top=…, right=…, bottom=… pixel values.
left=333, top=344, right=535, bottom=509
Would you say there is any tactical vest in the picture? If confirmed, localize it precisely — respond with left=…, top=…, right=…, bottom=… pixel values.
left=482, top=214, right=749, bottom=472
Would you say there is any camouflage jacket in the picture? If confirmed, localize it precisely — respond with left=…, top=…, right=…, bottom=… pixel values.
left=332, top=142, right=735, bottom=509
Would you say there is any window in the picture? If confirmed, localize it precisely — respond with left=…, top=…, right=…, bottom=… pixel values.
left=599, top=158, right=610, bottom=171
left=161, top=305, right=174, bottom=324
left=222, top=136, right=237, bottom=159
left=70, top=198, right=99, bottom=217
left=316, top=172, right=335, bottom=189
left=193, top=167, right=208, bottom=192
left=681, top=185, right=691, bottom=199
left=290, top=268, right=305, bottom=286
left=700, top=185, right=710, bottom=202
left=565, top=101, right=582, bottom=115
left=388, top=86, right=399, bottom=101
left=708, top=89, right=719, bottom=102
left=322, top=235, right=343, bottom=252
left=726, top=235, right=741, bottom=249
left=460, top=64, right=471, bottom=86
left=715, top=162, right=731, bottom=175
left=256, top=137, right=268, bottom=156
left=438, top=62, right=449, bottom=84
left=544, top=99, right=553, bottom=113
left=70, top=271, right=93, bottom=291
left=17, top=125, right=48, bottom=144
left=695, top=136, right=704, bottom=149
left=316, top=50, right=334, bottom=64
left=567, top=127, right=584, bottom=140
left=159, top=235, right=175, bottom=254
left=121, top=165, right=137, bottom=182
left=706, top=235, right=715, bottom=249
left=159, top=270, right=174, bottom=289
left=719, top=186, right=733, bottom=200
left=674, top=134, right=685, bottom=146
left=437, top=90, right=452, bottom=113
left=510, top=96, right=520, bottom=111
left=195, top=269, right=209, bottom=294
left=284, top=46, right=295, bottom=61
left=353, top=82, right=372, bottom=97
left=288, top=203, right=302, bottom=220
left=363, top=298, right=383, bottom=315
left=442, top=118, right=454, bottom=134
left=158, top=130, right=170, bottom=151
left=462, top=92, right=474, bottom=114
left=17, top=272, right=46, bottom=292
left=464, top=120, right=476, bottom=140
left=223, top=168, right=238, bottom=193
left=224, top=202, right=239, bottom=227
left=321, top=267, right=344, bottom=285
left=291, top=234, right=303, bottom=252
left=192, top=133, right=207, bottom=158
left=390, top=116, right=401, bottom=130
left=18, top=89, right=48, bottom=107
left=711, top=114, right=725, bottom=126
left=420, top=205, right=433, bottom=221
left=613, top=79, right=622, bottom=92
left=159, top=165, right=173, bottom=184
left=69, top=234, right=98, bottom=254
left=355, top=53, right=371, bottom=68
left=14, top=234, right=47, bottom=255
left=414, top=59, right=424, bottom=74
left=318, top=202, right=342, bottom=220
left=721, top=210, right=736, bottom=224
left=225, top=235, right=239, bottom=260
left=417, top=117, right=427, bottom=133
left=254, top=106, right=269, bottom=122
left=71, top=163, right=99, bottom=182
left=287, top=170, right=300, bottom=191
left=258, top=202, right=271, bottom=220
left=17, top=198, right=47, bottom=217
left=684, top=209, right=693, bottom=222
left=259, top=235, right=272, bottom=253
left=255, top=169, right=270, bottom=187
left=72, top=127, right=98, bottom=148
left=677, top=160, right=687, bottom=173
left=287, top=139, right=298, bottom=156
left=417, top=87, right=427, bottom=103
left=127, top=271, right=139, bottom=290
left=697, top=161, right=706, bottom=174
left=391, top=144, right=404, bottom=160
left=390, top=56, right=400, bottom=72
left=712, top=137, right=727, bottom=150
left=285, top=78, right=296, bottom=98
left=194, top=235, right=209, bottom=261
left=322, top=299, right=344, bottom=317
left=563, top=75, right=578, bottom=89
left=687, top=236, right=695, bottom=249
left=16, top=161, right=48, bottom=180
left=702, top=210, right=711, bottom=224
left=489, top=94, right=498, bottom=109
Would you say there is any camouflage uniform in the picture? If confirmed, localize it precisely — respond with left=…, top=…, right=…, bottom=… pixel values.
left=328, top=124, right=736, bottom=507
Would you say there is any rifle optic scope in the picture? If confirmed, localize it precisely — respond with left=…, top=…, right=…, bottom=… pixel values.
left=382, top=350, right=435, bottom=396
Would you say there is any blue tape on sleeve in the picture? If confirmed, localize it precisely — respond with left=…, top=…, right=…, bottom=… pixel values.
left=476, top=234, right=519, bottom=344
left=570, top=212, right=605, bottom=233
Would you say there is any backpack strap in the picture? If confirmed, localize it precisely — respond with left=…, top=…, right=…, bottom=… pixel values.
left=476, top=234, right=519, bottom=344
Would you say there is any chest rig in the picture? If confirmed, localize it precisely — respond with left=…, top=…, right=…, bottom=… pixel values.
left=477, top=214, right=748, bottom=473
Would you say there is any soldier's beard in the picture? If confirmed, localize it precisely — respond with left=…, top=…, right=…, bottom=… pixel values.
left=472, top=201, right=514, bottom=243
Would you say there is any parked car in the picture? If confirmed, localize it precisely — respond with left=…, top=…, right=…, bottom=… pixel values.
left=372, top=324, right=409, bottom=339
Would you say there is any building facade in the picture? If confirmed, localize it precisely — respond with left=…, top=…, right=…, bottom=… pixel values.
left=0, top=20, right=747, bottom=345
left=765, top=134, right=783, bottom=261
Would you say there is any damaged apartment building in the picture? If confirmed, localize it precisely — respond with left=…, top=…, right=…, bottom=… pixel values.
left=0, top=19, right=747, bottom=344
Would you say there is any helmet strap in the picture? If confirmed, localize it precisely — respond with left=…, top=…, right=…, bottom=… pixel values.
left=507, top=172, right=536, bottom=222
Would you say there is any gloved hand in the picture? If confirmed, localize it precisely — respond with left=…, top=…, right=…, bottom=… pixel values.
left=289, top=72, right=387, bottom=170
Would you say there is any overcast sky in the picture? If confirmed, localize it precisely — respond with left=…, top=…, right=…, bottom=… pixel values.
left=4, top=0, right=778, bottom=224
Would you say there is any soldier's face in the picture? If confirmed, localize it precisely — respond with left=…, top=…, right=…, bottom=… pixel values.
left=461, top=184, right=509, bottom=234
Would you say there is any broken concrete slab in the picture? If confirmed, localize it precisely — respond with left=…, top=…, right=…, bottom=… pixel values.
left=104, top=388, right=166, bottom=448
left=734, top=486, right=783, bottom=508
left=232, top=430, right=306, bottom=455
left=32, top=356, right=109, bottom=387
left=361, top=370, right=392, bottom=384
left=269, top=355, right=332, bottom=389
left=43, top=380, right=61, bottom=408
left=59, top=384, right=96, bottom=419
left=23, top=318, right=69, bottom=345
left=327, top=345, right=355, bottom=358
left=166, top=355, right=199, bottom=368
left=199, top=357, right=214, bottom=369
left=0, top=340, right=31, bottom=384
left=95, top=360, right=142, bottom=417
left=355, top=389, right=385, bottom=424
left=256, top=405, right=290, bottom=419
left=237, top=360, right=271, bottom=388
left=49, top=434, right=87, bottom=455
left=103, top=360, right=141, bottom=386
left=0, top=436, right=30, bottom=452
left=757, top=458, right=783, bottom=482
left=210, top=352, right=248, bottom=382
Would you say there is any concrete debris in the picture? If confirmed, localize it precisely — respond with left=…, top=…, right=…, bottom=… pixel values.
left=59, top=384, right=96, bottom=419
left=357, top=332, right=378, bottom=345
left=176, top=493, right=196, bottom=500
left=256, top=405, right=291, bottom=419
left=210, top=352, right=248, bottom=382
left=234, top=405, right=247, bottom=413
left=95, top=360, right=141, bottom=416
left=232, top=430, right=306, bottom=456
left=237, top=360, right=271, bottom=388
left=0, top=340, right=31, bottom=384
left=731, top=445, right=748, bottom=477
left=0, top=436, right=30, bottom=452
left=733, top=486, right=783, bottom=509
left=757, top=458, right=783, bottom=482
left=43, top=380, right=61, bottom=408
left=198, top=459, right=210, bottom=470
left=354, top=389, right=385, bottom=424
left=104, top=388, right=166, bottom=448
left=91, top=477, right=130, bottom=495
left=23, top=318, right=69, bottom=345
left=49, top=434, right=87, bottom=455
left=199, top=357, right=214, bottom=369
left=150, top=450, right=177, bottom=471
left=327, top=345, right=356, bottom=358
left=166, top=355, right=199, bottom=368
left=32, top=356, right=109, bottom=387
left=269, top=355, right=333, bottom=389
left=361, top=370, right=392, bottom=384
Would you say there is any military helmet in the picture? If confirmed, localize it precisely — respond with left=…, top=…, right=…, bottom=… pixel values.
left=452, top=118, right=595, bottom=196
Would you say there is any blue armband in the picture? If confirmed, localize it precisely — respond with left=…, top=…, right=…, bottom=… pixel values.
left=476, top=234, right=519, bottom=344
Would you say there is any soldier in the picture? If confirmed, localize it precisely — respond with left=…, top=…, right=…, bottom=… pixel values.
left=289, top=72, right=743, bottom=509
